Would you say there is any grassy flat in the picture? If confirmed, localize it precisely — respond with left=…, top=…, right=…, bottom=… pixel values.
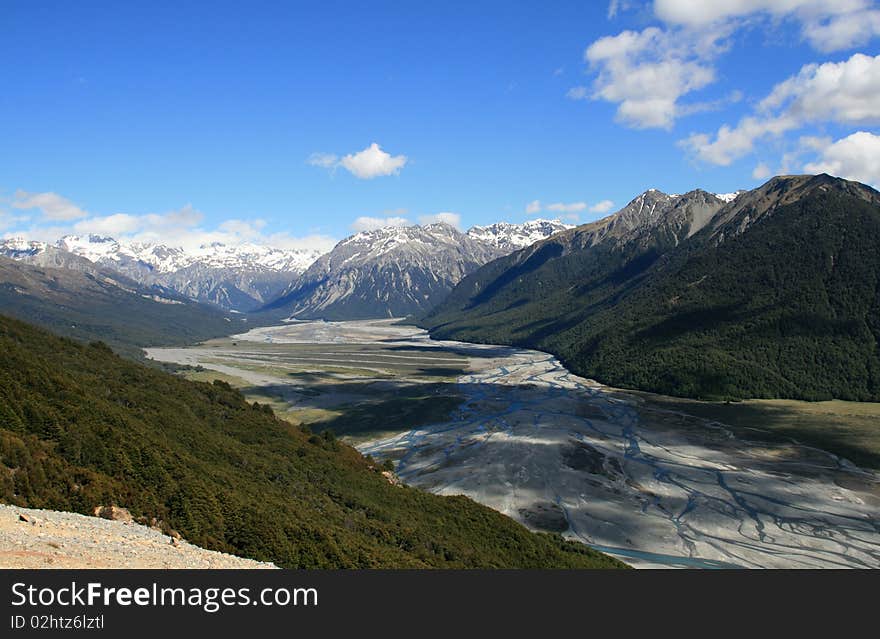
left=638, top=393, right=880, bottom=470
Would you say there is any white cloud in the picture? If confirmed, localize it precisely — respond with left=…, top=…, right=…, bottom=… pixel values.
left=418, top=212, right=461, bottom=228
left=589, top=200, right=616, bottom=214
left=802, top=8, right=880, bottom=52
left=546, top=201, right=588, bottom=213
left=350, top=215, right=411, bottom=232
left=0, top=210, right=29, bottom=231
left=581, top=1, right=879, bottom=131
left=341, top=143, right=408, bottom=179
left=72, top=204, right=207, bottom=240
left=607, top=0, right=621, bottom=19
left=7, top=196, right=337, bottom=254
left=213, top=218, right=269, bottom=242
left=752, top=162, right=773, bottom=180
left=682, top=52, right=880, bottom=165
left=655, top=0, right=858, bottom=26
left=680, top=115, right=797, bottom=165
left=803, top=131, right=880, bottom=186
left=582, top=26, right=723, bottom=129
left=74, top=213, right=142, bottom=236
left=654, top=0, right=880, bottom=52
left=12, top=190, right=88, bottom=221
left=308, top=143, right=408, bottom=179
left=307, top=152, right=339, bottom=169
left=759, top=53, right=880, bottom=124
left=607, top=0, right=638, bottom=20
left=527, top=199, right=607, bottom=215
left=525, top=200, right=587, bottom=214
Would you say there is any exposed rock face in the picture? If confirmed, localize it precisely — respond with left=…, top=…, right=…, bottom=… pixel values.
left=265, top=223, right=506, bottom=320
left=93, top=505, right=133, bottom=523
left=264, top=219, right=575, bottom=321
left=531, top=188, right=727, bottom=256
left=1, top=219, right=574, bottom=316
left=423, top=188, right=728, bottom=327
left=706, top=173, right=880, bottom=243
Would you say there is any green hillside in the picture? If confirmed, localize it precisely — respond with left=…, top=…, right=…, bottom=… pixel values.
left=0, top=256, right=250, bottom=358
left=424, top=176, right=880, bottom=401
left=0, top=314, right=623, bottom=568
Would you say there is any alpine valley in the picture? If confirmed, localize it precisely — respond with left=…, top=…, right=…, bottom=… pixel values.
left=3, top=175, right=880, bottom=570
left=9, top=1, right=880, bottom=584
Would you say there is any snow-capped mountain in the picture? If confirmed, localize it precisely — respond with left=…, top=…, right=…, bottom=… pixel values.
left=265, top=223, right=507, bottom=320
left=54, top=234, right=321, bottom=274
left=0, top=217, right=604, bottom=318
left=713, top=190, right=746, bottom=203
left=0, top=237, right=48, bottom=260
left=1, top=234, right=326, bottom=311
left=466, top=218, right=574, bottom=252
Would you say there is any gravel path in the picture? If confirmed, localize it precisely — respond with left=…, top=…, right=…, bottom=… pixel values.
left=0, top=504, right=277, bottom=569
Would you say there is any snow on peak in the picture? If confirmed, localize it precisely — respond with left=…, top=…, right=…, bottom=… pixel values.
left=7, top=233, right=325, bottom=274
left=466, top=218, right=574, bottom=251
left=338, top=223, right=463, bottom=260
left=0, top=237, right=48, bottom=257
left=714, top=190, right=745, bottom=203
left=56, top=234, right=124, bottom=261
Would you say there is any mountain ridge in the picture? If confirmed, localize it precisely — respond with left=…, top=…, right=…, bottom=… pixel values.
left=0, top=255, right=249, bottom=358
left=263, top=219, right=574, bottom=320
left=1, top=218, right=576, bottom=315
left=422, top=175, right=880, bottom=401
left=1, top=234, right=326, bottom=312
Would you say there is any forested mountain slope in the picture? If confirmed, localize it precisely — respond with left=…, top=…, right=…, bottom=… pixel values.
left=0, top=256, right=248, bottom=358
left=423, top=175, right=880, bottom=401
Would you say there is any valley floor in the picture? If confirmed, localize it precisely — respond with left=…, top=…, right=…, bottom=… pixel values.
left=148, top=320, right=880, bottom=569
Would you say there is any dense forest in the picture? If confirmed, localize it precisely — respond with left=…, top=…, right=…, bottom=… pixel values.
left=423, top=177, right=880, bottom=401
left=0, top=314, right=623, bottom=568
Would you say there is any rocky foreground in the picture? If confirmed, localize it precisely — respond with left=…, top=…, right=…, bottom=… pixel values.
left=0, top=504, right=277, bottom=569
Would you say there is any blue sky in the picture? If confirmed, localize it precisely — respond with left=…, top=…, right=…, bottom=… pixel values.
left=1, top=1, right=878, bottom=250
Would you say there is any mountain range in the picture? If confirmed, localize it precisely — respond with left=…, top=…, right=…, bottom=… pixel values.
left=0, top=235, right=324, bottom=312
left=2, top=172, right=878, bottom=573
left=5, top=176, right=879, bottom=402
left=1, top=219, right=573, bottom=317
left=465, top=218, right=575, bottom=252
left=422, top=175, right=880, bottom=401
left=0, top=254, right=249, bottom=359
left=263, top=222, right=574, bottom=320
